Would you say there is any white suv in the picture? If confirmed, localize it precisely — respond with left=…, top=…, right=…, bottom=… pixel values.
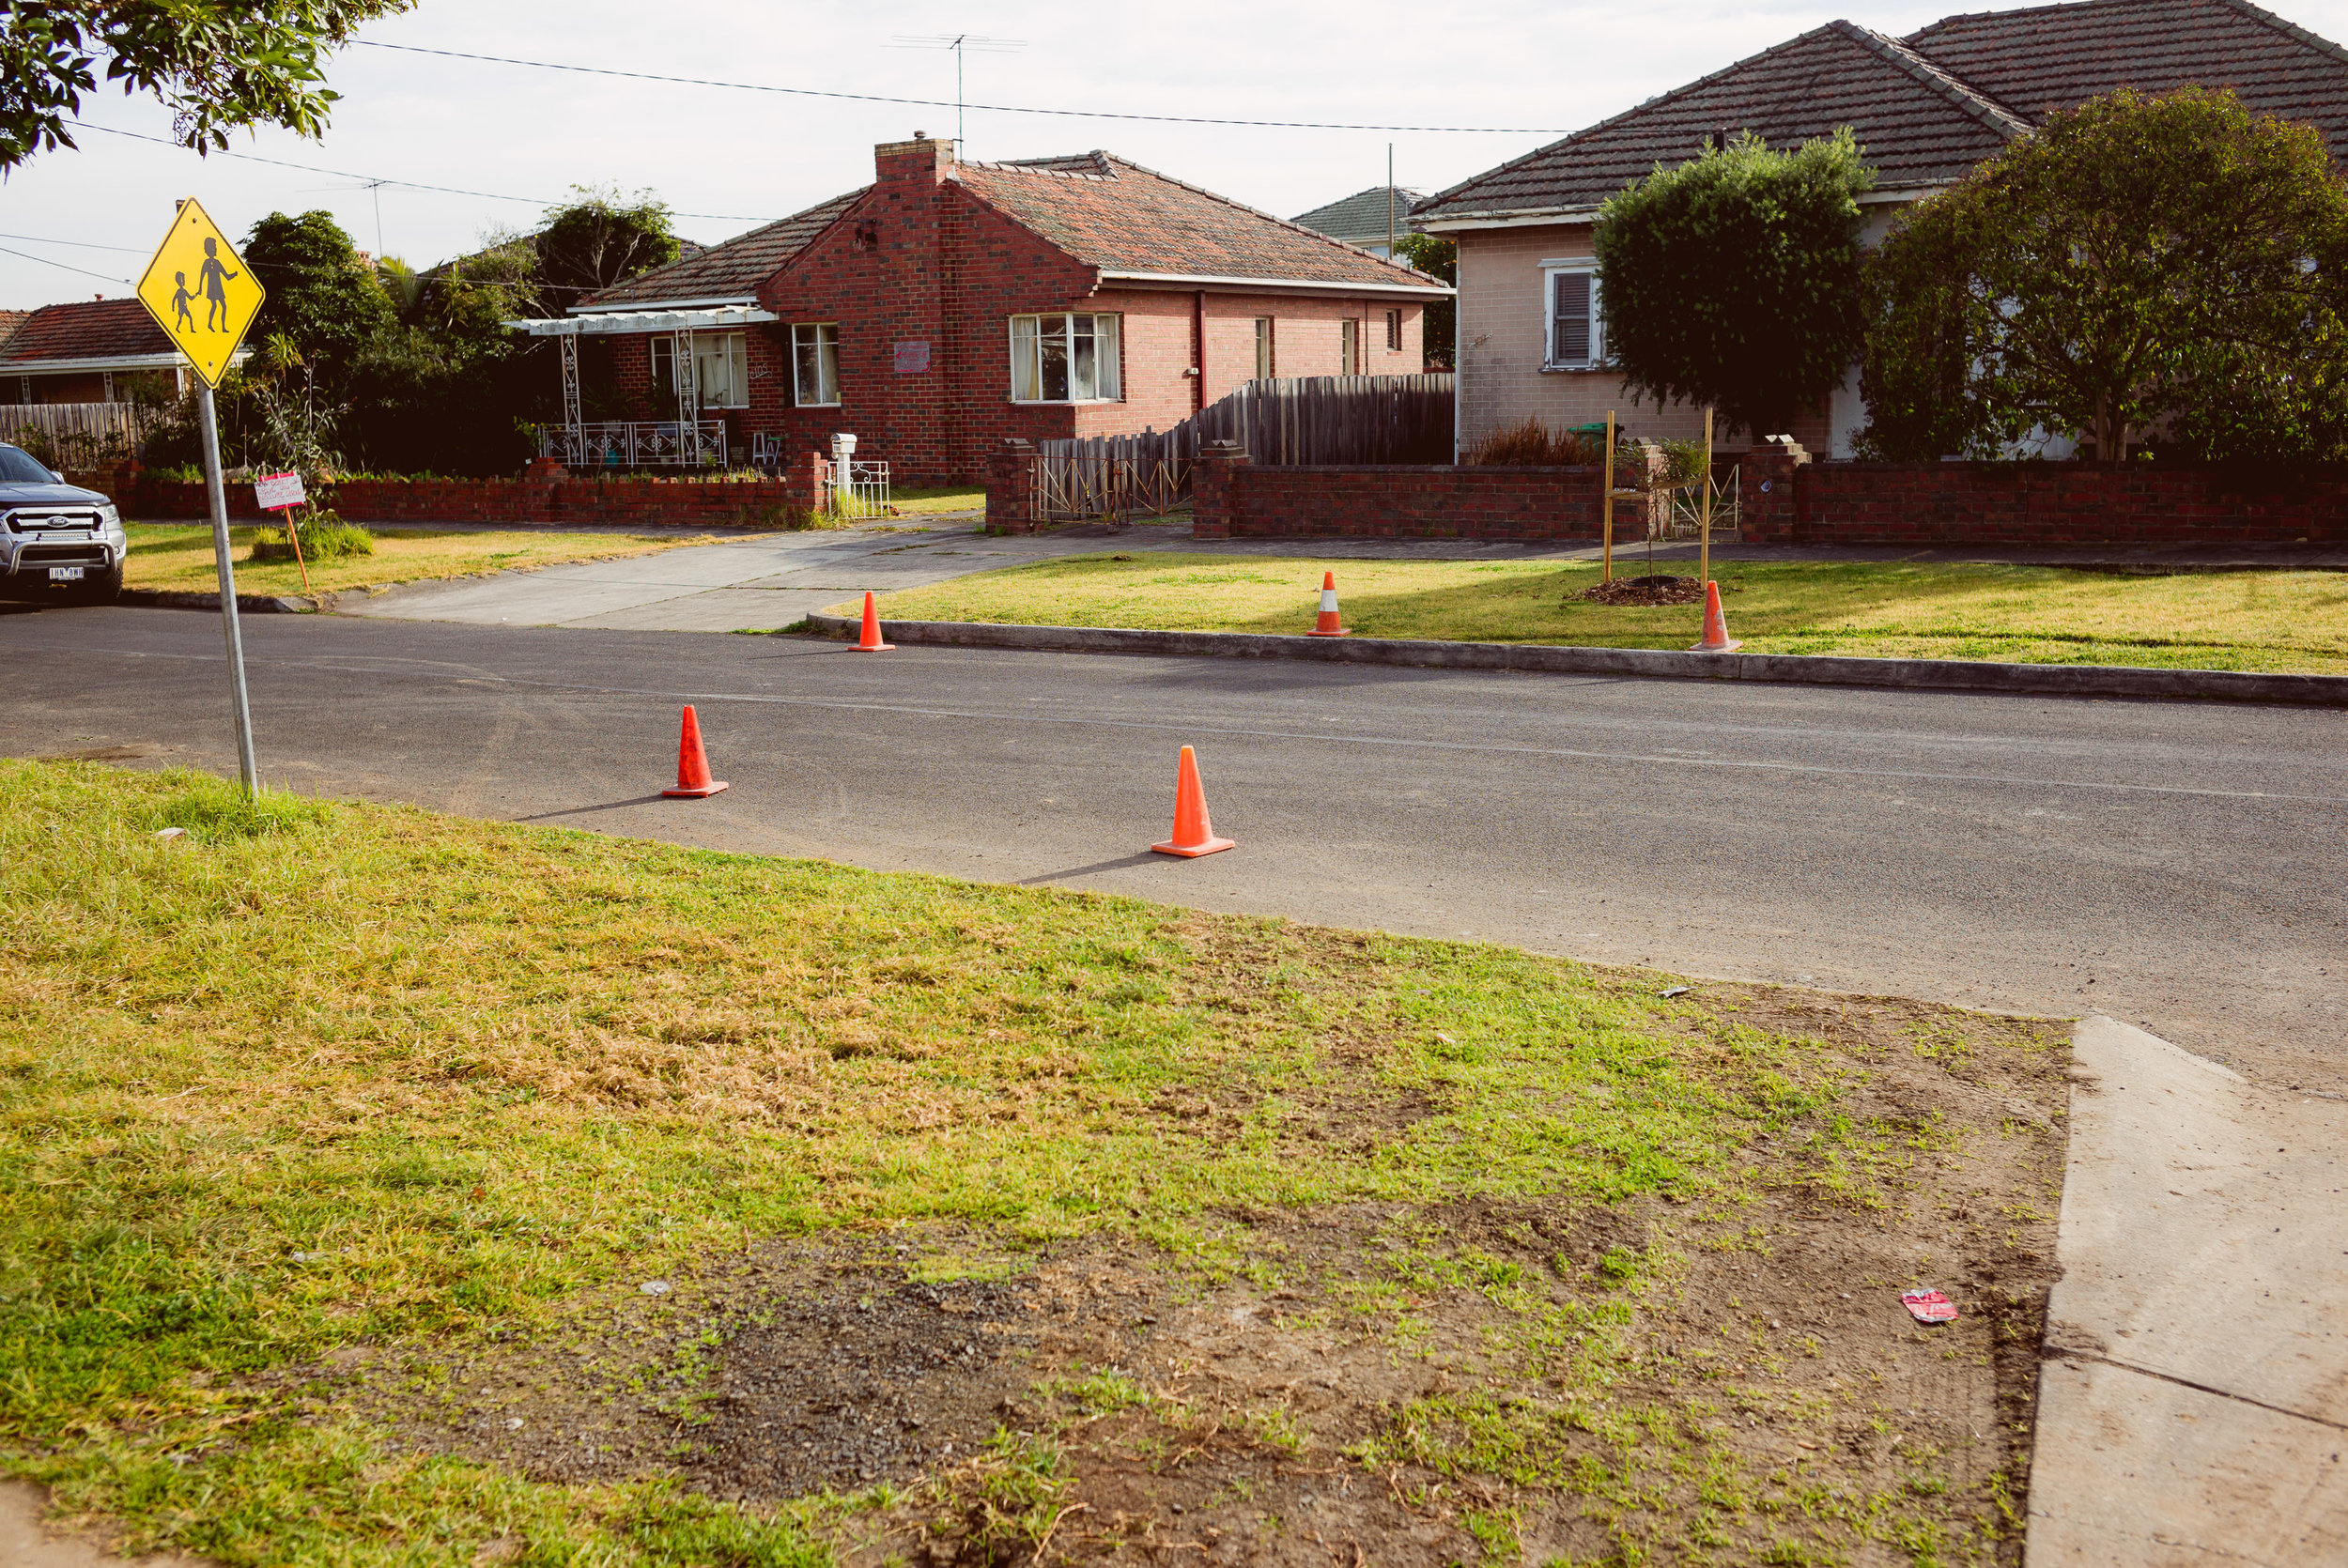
left=0, top=441, right=126, bottom=604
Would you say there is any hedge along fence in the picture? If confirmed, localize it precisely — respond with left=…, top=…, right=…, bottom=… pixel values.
left=94, top=459, right=827, bottom=530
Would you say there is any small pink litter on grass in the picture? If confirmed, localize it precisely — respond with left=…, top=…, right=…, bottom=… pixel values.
left=1901, top=1289, right=1958, bottom=1324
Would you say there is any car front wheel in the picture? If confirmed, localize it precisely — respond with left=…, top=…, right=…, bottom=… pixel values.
left=75, top=563, right=124, bottom=605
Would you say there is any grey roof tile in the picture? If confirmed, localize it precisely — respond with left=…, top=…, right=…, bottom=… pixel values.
left=1414, top=22, right=2019, bottom=220
left=1906, top=0, right=2348, bottom=154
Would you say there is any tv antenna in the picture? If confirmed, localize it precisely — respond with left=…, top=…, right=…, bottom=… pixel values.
left=888, top=34, right=1027, bottom=151
left=298, top=176, right=393, bottom=258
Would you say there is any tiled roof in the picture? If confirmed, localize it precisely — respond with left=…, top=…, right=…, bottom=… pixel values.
left=1906, top=0, right=2348, bottom=154
left=954, top=153, right=1444, bottom=288
left=1415, top=22, right=2023, bottom=220
left=0, top=299, right=176, bottom=364
left=580, top=191, right=864, bottom=308
left=1418, top=0, right=2348, bottom=223
left=1291, top=186, right=1429, bottom=242
left=0, top=310, right=27, bottom=356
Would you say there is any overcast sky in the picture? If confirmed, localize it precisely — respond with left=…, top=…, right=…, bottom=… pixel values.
left=8, top=0, right=2348, bottom=309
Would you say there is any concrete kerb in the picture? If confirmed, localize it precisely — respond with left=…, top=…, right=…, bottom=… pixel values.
left=800, top=612, right=2348, bottom=707
left=119, top=587, right=330, bottom=615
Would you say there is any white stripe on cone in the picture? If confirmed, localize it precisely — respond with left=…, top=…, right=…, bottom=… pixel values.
left=1319, top=588, right=1338, bottom=612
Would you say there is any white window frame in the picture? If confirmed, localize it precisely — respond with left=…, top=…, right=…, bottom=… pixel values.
left=1007, top=312, right=1122, bottom=404
left=792, top=322, right=840, bottom=407
left=649, top=336, right=678, bottom=403
left=1384, top=309, right=1402, bottom=352
left=1543, top=261, right=1604, bottom=370
left=1339, top=317, right=1359, bottom=375
left=1253, top=316, right=1274, bottom=379
left=693, top=331, right=749, bottom=409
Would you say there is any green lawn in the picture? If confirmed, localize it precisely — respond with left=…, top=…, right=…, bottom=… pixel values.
left=870, top=553, right=2348, bottom=674
left=0, top=761, right=2062, bottom=1565
left=122, top=524, right=711, bottom=598
left=886, top=484, right=987, bottom=516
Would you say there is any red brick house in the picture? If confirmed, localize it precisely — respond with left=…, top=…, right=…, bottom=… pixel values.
left=514, top=136, right=1449, bottom=484
left=0, top=298, right=208, bottom=405
left=1413, top=0, right=2348, bottom=459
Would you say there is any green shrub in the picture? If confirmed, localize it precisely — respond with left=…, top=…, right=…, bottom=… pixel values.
left=250, top=507, right=374, bottom=562
left=1463, top=417, right=1602, bottom=466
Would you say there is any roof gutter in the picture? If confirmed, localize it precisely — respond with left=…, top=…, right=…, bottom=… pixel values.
left=1418, top=182, right=1945, bottom=233
left=0, top=351, right=224, bottom=374
left=1097, top=269, right=1452, bottom=298
left=567, top=294, right=761, bottom=315
left=509, top=304, right=780, bottom=337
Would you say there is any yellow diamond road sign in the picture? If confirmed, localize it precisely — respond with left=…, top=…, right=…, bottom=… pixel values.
left=136, top=199, right=264, bottom=389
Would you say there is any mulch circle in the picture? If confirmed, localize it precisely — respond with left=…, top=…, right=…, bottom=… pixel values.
left=1579, top=574, right=1706, bottom=606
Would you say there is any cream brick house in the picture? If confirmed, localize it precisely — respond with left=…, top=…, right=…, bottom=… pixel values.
left=1413, top=0, right=2348, bottom=458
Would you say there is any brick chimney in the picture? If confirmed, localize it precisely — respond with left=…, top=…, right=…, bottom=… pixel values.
left=873, top=132, right=955, bottom=195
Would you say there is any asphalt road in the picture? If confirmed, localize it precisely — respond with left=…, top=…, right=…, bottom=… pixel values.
left=7, top=602, right=2344, bottom=1086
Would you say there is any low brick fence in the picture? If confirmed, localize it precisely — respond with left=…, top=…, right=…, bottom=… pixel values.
left=91, top=457, right=826, bottom=530
left=1743, top=459, right=2348, bottom=546
left=983, top=438, right=2345, bottom=547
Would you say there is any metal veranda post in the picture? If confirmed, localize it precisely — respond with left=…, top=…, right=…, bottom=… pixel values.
left=196, top=384, right=258, bottom=792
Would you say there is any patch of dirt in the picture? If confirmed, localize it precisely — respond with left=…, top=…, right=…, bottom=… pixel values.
left=1579, top=574, right=1706, bottom=605
left=308, top=986, right=2067, bottom=1567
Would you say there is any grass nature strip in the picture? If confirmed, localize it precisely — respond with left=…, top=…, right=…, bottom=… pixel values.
left=869, top=553, right=2348, bottom=674
left=2, top=762, right=2009, bottom=1564
left=121, top=525, right=710, bottom=599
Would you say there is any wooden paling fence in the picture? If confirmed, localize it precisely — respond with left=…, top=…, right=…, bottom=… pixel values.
left=1032, top=374, right=1454, bottom=521
left=1, top=401, right=152, bottom=463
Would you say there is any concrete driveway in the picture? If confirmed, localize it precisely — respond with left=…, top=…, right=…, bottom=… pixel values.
left=335, top=519, right=1195, bottom=632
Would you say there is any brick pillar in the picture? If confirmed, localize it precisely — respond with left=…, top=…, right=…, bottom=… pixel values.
left=780, top=451, right=826, bottom=517
left=1191, top=440, right=1249, bottom=539
left=983, top=439, right=1036, bottom=533
left=1738, top=438, right=1810, bottom=543
left=522, top=456, right=566, bottom=482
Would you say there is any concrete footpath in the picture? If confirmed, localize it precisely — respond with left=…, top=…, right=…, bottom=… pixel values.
left=2029, top=1017, right=2347, bottom=1565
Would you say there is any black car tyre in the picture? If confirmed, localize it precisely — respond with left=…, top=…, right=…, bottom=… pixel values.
left=74, top=563, right=124, bottom=605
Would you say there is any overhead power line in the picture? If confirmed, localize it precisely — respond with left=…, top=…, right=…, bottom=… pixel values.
left=0, top=231, right=149, bottom=254
left=0, top=243, right=131, bottom=285
left=354, top=39, right=1572, bottom=134
left=78, top=125, right=763, bottom=223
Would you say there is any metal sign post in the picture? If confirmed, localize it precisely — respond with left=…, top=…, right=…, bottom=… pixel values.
left=134, top=198, right=266, bottom=793
left=196, top=386, right=258, bottom=790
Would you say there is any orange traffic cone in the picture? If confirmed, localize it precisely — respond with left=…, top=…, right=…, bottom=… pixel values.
left=1151, top=746, right=1234, bottom=857
left=1689, top=581, right=1741, bottom=653
left=662, top=704, right=730, bottom=797
left=1308, top=570, right=1347, bottom=637
left=854, top=591, right=893, bottom=652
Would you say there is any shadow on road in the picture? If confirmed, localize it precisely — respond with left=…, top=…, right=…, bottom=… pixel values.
left=1015, top=852, right=1165, bottom=884
left=513, top=794, right=672, bottom=822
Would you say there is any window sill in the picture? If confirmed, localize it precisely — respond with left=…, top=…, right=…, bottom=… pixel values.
left=792, top=403, right=843, bottom=410
left=1008, top=398, right=1125, bottom=407
left=1537, top=363, right=1608, bottom=375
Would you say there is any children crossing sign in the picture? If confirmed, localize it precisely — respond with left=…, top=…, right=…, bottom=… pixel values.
left=135, top=198, right=263, bottom=388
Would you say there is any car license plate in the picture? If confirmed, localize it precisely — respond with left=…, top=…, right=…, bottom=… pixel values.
left=48, top=566, right=84, bottom=581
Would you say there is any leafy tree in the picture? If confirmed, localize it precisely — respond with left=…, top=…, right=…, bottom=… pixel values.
left=243, top=210, right=395, bottom=395
left=1, top=1, right=411, bottom=171
left=1394, top=231, right=1455, bottom=368
left=1593, top=130, right=1873, bottom=440
left=1860, top=88, right=2348, bottom=463
left=532, top=186, right=682, bottom=315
